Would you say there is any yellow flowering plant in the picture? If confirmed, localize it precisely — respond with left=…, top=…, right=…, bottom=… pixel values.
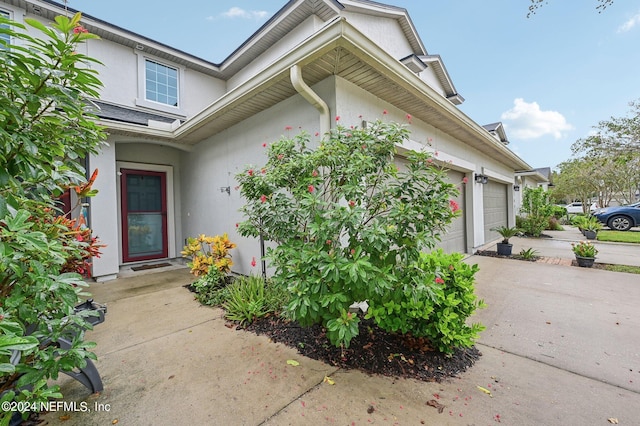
left=181, top=233, right=236, bottom=276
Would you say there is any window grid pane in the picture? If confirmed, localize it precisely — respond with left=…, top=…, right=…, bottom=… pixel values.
left=0, top=11, right=10, bottom=48
left=144, top=59, right=179, bottom=107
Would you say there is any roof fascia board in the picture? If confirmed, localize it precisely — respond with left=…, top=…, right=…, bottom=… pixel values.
left=174, top=17, right=347, bottom=141
left=218, top=0, right=344, bottom=73
left=36, top=0, right=221, bottom=70
left=176, top=18, right=530, bottom=170
left=336, top=22, right=531, bottom=170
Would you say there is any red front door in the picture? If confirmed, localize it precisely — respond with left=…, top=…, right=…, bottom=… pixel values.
left=121, top=169, right=168, bottom=262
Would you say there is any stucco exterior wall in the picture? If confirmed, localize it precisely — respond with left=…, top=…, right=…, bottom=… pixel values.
left=333, top=76, right=515, bottom=249
left=341, top=12, right=413, bottom=60
left=85, top=40, right=225, bottom=119
left=180, top=77, right=336, bottom=276
left=227, top=15, right=324, bottom=91
left=89, top=142, right=120, bottom=280
left=418, top=67, right=447, bottom=98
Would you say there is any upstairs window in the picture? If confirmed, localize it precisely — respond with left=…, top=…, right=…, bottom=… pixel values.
left=145, top=59, right=178, bottom=107
left=0, top=10, right=10, bottom=49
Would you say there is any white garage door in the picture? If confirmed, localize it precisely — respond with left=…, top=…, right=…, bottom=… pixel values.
left=440, top=169, right=466, bottom=253
left=395, top=158, right=466, bottom=253
left=483, top=180, right=508, bottom=241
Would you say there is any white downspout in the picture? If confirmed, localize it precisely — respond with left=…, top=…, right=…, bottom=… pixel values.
left=290, top=64, right=331, bottom=136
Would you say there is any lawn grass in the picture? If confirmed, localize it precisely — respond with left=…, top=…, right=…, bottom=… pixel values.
left=600, top=264, right=640, bottom=274
left=597, top=230, right=640, bottom=244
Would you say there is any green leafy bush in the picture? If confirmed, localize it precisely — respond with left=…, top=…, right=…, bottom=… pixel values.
left=366, top=250, right=485, bottom=354
left=519, top=187, right=555, bottom=236
left=222, top=276, right=289, bottom=324
left=236, top=121, right=472, bottom=350
left=0, top=13, right=106, bottom=423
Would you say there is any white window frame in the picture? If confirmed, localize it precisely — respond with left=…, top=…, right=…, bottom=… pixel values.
left=135, top=51, right=185, bottom=115
left=0, top=5, right=26, bottom=49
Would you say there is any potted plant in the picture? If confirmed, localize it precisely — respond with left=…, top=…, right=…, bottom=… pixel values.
left=571, top=215, right=589, bottom=235
left=583, top=216, right=602, bottom=240
left=492, top=226, right=520, bottom=256
left=571, top=241, right=598, bottom=267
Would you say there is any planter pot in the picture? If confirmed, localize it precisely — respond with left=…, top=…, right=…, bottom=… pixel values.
left=496, top=242, right=513, bottom=256
left=575, top=255, right=595, bottom=268
left=584, top=230, right=597, bottom=240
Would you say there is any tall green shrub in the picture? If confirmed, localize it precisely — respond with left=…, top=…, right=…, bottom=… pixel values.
left=519, top=187, right=554, bottom=236
left=0, top=13, right=106, bottom=423
left=236, top=121, right=480, bottom=350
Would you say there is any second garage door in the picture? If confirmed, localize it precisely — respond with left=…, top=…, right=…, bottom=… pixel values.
left=483, top=180, right=508, bottom=242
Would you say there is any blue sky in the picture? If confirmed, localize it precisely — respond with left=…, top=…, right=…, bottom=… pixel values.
left=66, top=0, right=640, bottom=170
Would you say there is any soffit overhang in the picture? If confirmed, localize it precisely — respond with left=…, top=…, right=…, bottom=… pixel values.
left=168, top=19, right=529, bottom=170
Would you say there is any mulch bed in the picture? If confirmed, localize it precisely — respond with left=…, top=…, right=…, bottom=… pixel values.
left=240, top=315, right=481, bottom=383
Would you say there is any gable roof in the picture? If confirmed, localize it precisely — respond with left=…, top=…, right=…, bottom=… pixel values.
left=30, top=0, right=445, bottom=84
left=482, top=122, right=509, bottom=145
left=14, top=0, right=529, bottom=169
left=168, top=18, right=529, bottom=169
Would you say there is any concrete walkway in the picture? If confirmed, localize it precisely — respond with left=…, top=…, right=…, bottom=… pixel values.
left=41, top=230, right=640, bottom=425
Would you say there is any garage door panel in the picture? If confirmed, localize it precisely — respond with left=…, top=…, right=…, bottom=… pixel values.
left=395, top=158, right=467, bottom=253
left=483, top=181, right=508, bottom=241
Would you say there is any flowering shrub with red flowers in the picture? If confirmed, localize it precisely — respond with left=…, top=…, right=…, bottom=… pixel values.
left=236, top=120, right=484, bottom=352
left=0, top=13, right=107, bottom=421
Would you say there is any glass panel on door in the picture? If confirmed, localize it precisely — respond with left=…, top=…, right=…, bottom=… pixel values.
left=121, top=170, right=167, bottom=262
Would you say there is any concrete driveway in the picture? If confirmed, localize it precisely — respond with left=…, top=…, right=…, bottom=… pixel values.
left=41, top=231, right=640, bottom=425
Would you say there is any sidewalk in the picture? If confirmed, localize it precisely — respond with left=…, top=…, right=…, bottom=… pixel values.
left=40, top=233, right=640, bottom=425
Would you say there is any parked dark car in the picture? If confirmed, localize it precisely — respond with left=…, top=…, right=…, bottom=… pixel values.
left=593, top=202, right=640, bottom=231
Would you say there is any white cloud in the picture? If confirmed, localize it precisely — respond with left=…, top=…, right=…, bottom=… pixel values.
left=207, top=7, right=269, bottom=21
left=500, top=98, right=573, bottom=140
left=617, top=11, right=640, bottom=33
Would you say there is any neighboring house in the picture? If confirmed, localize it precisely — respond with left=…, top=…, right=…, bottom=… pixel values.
left=2, top=0, right=533, bottom=281
left=514, top=167, right=551, bottom=214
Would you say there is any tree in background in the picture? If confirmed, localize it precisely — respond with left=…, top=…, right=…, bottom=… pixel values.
left=0, top=12, right=106, bottom=423
left=519, top=187, right=555, bottom=236
left=527, top=0, right=614, bottom=17
left=569, top=100, right=640, bottom=205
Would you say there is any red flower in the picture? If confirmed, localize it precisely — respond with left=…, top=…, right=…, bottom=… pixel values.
left=308, top=185, right=315, bottom=193
left=285, top=125, right=293, bottom=131
left=335, top=116, right=340, bottom=121
left=449, top=199, right=460, bottom=212
left=261, top=168, right=266, bottom=174
left=406, top=113, right=412, bottom=123
left=350, top=249, right=356, bottom=255
left=235, top=223, right=239, bottom=228
left=434, top=151, right=439, bottom=156
left=382, top=110, right=388, bottom=115
left=435, top=277, right=445, bottom=284
left=277, top=154, right=284, bottom=160
left=348, top=200, right=355, bottom=207
left=262, top=142, right=267, bottom=148
left=248, top=169, right=254, bottom=176
left=251, top=257, right=257, bottom=267
left=326, top=239, right=332, bottom=245
left=260, top=195, right=267, bottom=203
left=361, top=144, right=366, bottom=150
left=315, top=132, right=320, bottom=136
left=312, top=170, right=318, bottom=177
left=462, top=177, right=469, bottom=184
left=73, top=25, right=88, bottom=34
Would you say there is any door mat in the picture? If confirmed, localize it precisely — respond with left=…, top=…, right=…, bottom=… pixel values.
left=131, top=262, right=172, bottom=271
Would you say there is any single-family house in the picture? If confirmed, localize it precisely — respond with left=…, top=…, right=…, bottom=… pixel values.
left=1, top=0, right=534, bottom=281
